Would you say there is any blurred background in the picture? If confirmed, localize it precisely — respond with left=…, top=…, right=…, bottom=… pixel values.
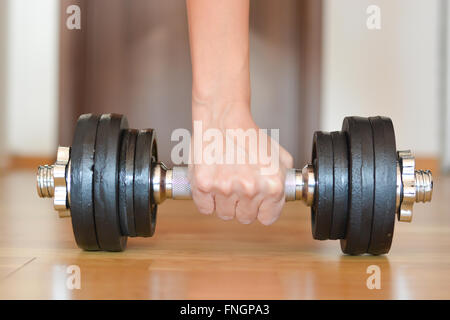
left=0, top=0, right=448, bottom=173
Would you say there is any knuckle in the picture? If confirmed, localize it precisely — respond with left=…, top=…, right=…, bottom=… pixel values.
left=265, top=176, right=284, bottom=197
left=239, top=177, right=258, bottom=198
left=214, top=180, right=233, bottom=197
left=284, top=153, right=294, bottom=168
left=194, top=171, right=213, bottom=192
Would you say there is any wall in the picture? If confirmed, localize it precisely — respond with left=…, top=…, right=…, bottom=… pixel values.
left=4, top=0, right=59, bottom=157
left=4, top=0, right=441, bottom=162
left=322, top=0, right=441, bottom=157
left=59, top=0, right=318, bottom=167
left=250, top=0, right=321, bottom=166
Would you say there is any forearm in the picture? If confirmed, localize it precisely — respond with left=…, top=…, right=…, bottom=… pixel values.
left=186, top=0, right=250, bottom=117
left=186, top=0, right=293, bottom=225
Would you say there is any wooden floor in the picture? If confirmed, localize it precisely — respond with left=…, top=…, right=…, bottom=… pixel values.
left=0, top=169, right=449, bottom=299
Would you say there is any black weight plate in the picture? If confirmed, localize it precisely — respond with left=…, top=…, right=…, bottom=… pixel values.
left=94, top=114, right=128, bottom=251
left=329, top=131, right=349, bottom=240
left=119, top=129, right=138, bottom=237
left=134, top=129, right=158, bottom=237
left=70, top=114, right=100, bottom=251
left=340, top=117, right=374, bottom=255
left=311, top=131, right=334, bottom=240
left=367, top=116, right=397, bottom=255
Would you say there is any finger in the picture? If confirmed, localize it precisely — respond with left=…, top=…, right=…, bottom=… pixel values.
left=215, top=193, right=238, bottom=221
left=192, top=187, right=215, bottom=215
left=259, top=174, right=285, bottom=203
left=257, top=198, right=285, bottom=226
left=235, top=196, right=261, bottom=224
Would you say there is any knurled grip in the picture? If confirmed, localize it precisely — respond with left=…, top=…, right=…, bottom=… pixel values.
left=170, top=166, right=297, bottom=201
left=171, top=166, right=192, bottom=199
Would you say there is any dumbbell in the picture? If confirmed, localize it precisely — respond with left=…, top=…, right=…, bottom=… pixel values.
left=36, top=114, right=433, bottom=255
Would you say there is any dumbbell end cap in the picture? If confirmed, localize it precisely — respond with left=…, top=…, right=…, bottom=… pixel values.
left=36, top=146, right=71, bottom=218
left=397, top=150, right=433, bottom=222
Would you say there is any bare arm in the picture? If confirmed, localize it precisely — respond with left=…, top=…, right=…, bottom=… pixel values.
left=186, top=0, right=293, bottom=225
left=187, top=0, right=250, bottom=108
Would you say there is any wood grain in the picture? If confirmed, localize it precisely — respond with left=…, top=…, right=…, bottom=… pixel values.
left=0, top=170, right=449, bottom=299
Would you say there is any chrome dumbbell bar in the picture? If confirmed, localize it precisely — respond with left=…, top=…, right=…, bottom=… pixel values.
left=37, top=146, right=432, bottom=223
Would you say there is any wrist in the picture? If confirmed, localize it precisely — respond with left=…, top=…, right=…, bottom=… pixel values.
left=192, top=79, right=251, bottom=125
left=192, top=98, right=250, bottom=122
left=192, top=98, right=255, bottom=131
left=192, top=80, right=250, bottom=107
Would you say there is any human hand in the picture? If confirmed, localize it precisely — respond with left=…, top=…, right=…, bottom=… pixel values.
left=189, top=101, right=293, bottom=225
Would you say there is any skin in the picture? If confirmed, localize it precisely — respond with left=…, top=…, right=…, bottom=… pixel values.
left=186, top=0, right=293, bottom=225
